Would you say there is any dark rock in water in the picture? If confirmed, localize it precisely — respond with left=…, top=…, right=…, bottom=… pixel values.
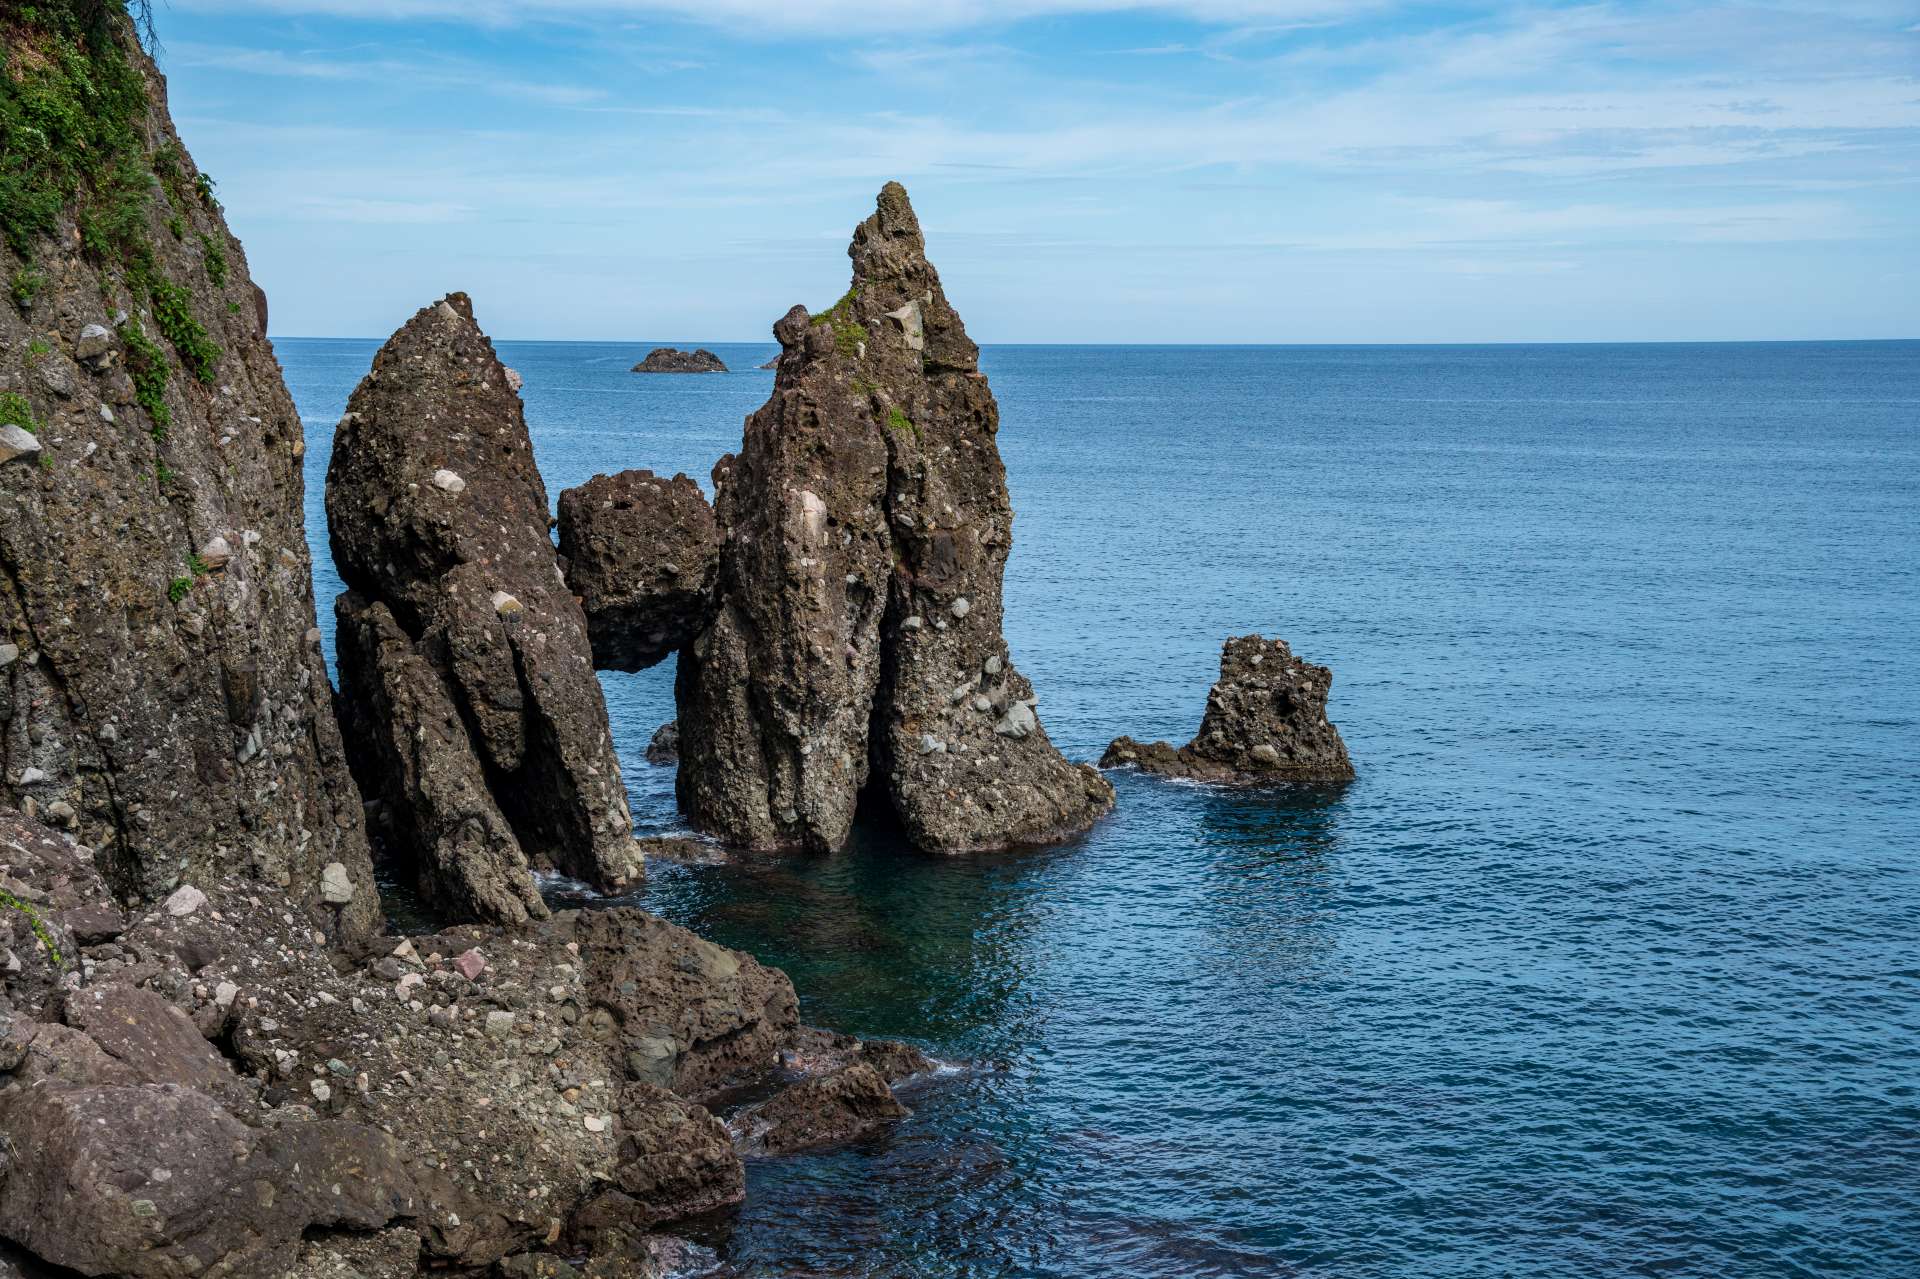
left=327, top=294, right=640, bottom=911
left=757, top=356, right=779, bottom=370
left=632, top=348, right=727, bottom=374
left=333, top=594, right=548, bottom=924
left=1101, top=635, right=1355, bottom=783
left=779, top=1025, right=935, bottom=1084
left=676, top=183, right=1113, bottom=852
left=556, top=470, right=718, bottom=672
left=0, top=14, right=376, bottom=939
left=730, top=1062, right=909, bottom=1155
left=644, top=720, right=679, bottom=764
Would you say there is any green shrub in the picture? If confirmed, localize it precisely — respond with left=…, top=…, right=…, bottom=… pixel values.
left=886, top=405, right=921, bottom=440
left=198, top=230, right=227, bottom=287
left=0, top=391, right=39, bottom=433
left=167, top=575, right=191, bottom=603
left=0, top=890, right=63, bottom=968
left=9, top=268, right=45, bottom=308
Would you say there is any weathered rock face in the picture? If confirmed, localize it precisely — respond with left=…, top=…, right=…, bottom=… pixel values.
left=730, top=1061, right=907, bottom=1156
left=556, top=470, right=719, bottom=672
left=0, top=9, right=377, bottom=939
left=676, top=184, right=1112, bottom=852
left=327, top=294, right=640, bottom=912
left=631, top=348, right=726, bottom=374
left=1101, top=635, right=1355, bottom=783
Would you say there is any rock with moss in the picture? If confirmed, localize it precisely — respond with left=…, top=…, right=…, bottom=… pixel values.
left=327, top=294, right=642, bottom=905
left=676, top=184, right=1112, bottom=852
left=1100, top=635, right=1356, bottom=784
left=0, top=5, right=378, bottom=939
left=556, top=470, right=719, bottom=672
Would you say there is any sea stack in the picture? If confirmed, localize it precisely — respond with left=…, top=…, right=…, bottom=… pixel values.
left=1102, top=635, right=1355, bottom=783
left=675, top=183, right=1114, bottom=851
left=327, top=294, right=641, bottom=914
left=556, top=469, right=720, bottom=671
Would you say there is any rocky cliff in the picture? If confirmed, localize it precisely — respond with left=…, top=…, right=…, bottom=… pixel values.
left=0, top=3, right=378, bottom=938
left=328, top=295, right=641, bottom=915
left=673, top=184, right=1112, bottom=851
left=1101, top=634, right=1355, bottom=783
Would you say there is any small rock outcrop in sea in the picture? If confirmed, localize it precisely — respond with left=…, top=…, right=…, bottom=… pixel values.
left=327, top=294, right=641, bottom=915
left=645, top=719, right=680, bottom=764
left=1101, top=635, right=1355, bottom=783
left=632, top=348, right=727, bottom=374
left=757, top=356, right=779, bottom=369
left=0, top=7, right=377, bottom=939
left=556, top=469, right=720, bottom=671
left=676, top=183, right=1113, bottom=852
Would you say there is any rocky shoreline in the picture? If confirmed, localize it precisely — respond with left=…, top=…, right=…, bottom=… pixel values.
left=0, top=8, right=1354, bottom=1277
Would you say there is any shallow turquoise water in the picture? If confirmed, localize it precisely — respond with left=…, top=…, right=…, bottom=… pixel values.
left=284, top=337, right=1920, bottom=1278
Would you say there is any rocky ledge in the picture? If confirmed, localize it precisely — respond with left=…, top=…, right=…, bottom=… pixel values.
left=0, top=805, right=921, bottom=1279
left=1102, top=635, right=1355, bottom=784
left=631, top=348, right=726, bottom=374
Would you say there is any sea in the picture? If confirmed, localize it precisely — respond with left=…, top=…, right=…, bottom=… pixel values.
left=280, top=338, right=1920, bottom=1279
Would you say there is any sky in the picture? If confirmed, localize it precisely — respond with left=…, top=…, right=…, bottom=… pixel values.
left=151, top=0, right=1920, bottom=343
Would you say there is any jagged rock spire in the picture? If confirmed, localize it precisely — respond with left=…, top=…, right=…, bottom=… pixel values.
left=675, top=184, right=1113, bottom=851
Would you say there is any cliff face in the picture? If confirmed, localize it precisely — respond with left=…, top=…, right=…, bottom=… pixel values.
left=0, top=6, right=377, bottom=936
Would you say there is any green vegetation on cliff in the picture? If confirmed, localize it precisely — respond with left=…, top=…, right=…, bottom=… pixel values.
left=1, top=1, right=220, bottom=433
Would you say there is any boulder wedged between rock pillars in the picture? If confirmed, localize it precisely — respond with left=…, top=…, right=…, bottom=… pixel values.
left=326, top=293, right=641, bottom=919
left=672, top=183, right=1114, bottom=853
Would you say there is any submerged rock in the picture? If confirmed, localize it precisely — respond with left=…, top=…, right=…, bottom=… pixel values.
left=632, top=348, right=726, bottom=374
left=556, top=470, right=719, bottom=672
left=327, top=294, right=640, bottom=913
left=730, top=1062, right=908, bottom=1156
left=676, top=183, right=1112, bottom=852
left=1101, top=635, right=1355, bottom=784
left=0, top=11, right=376, bottom=938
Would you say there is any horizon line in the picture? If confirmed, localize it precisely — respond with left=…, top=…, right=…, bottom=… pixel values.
left=269, top=335, right=1920, bottom=347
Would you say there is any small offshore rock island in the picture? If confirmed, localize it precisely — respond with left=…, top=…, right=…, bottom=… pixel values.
left=0, top=5, right=1355, bottom=1276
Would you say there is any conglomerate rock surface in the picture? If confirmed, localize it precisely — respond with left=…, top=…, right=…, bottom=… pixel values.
left=675, top=183, right=1112, bottom=852
left=327, top=294, right=640, bottom=914
left=0, top=7, right=377, bottom=939
left=0, top=805, right=920, bottom=1279
left=1101, top=635, right=1355, bottom=783
left=556, top=469, right=719, bottom=672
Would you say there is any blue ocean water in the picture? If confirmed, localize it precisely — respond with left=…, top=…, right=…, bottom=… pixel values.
left=282, top=337, right=1920, bottom=1279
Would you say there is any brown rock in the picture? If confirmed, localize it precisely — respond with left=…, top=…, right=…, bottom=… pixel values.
left=1101, top=635, right=1355, bottom=783
left=731, top=1062, right=908, bottom=1156
left=556, top=471, right=718, bottom=672
left=326, top=294, right=640, bottom=905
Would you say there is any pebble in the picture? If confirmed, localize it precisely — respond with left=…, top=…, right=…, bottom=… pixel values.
left=453, top=949, right=487, bottom=981
left=917, top=734, right=946, bottom=755
left=485, top=1010, right=516, bottom=1039
left=164, top=885, right=208, bottom=917
left=214, top=981, right=239, bottom=1008
left=309, top=1080, right=331, bottom=1104
left=490, top=591, right=523, bottom=615
left=950, top=597, right=971, bottom=619
left=583, top=1115, right=607, bottom=1133
left=431, top=468, right=466, bottom=494
left=196, top=535, right=233, bottom=571
left=984, top=655, right=1003, bottom=676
